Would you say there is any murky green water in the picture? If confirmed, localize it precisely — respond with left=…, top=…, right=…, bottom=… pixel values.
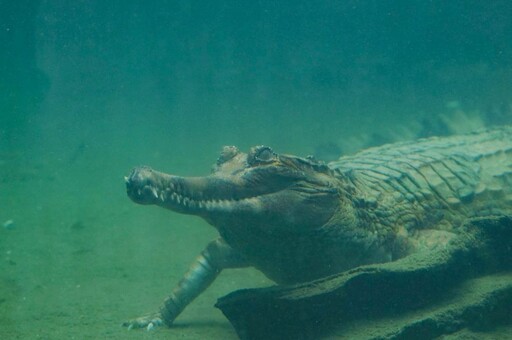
left=1, top=1, right=511, bottom=338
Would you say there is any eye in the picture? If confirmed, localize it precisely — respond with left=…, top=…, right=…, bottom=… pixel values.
left=256, top=147, right=274, bottom=161
left=248, top=146, right=276, bottom=165
left=217, top=146, right=239, bottom=165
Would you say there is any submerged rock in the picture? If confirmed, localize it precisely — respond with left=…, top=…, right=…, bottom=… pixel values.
left=216, top=216, right=512, bottom=339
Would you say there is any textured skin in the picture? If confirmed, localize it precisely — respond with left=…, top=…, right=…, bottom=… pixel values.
left=123, top=126, right=512, bottom=329
left=327, top=126, right=512, bottom=259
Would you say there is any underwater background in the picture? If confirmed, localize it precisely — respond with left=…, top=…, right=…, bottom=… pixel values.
left=1, top=1, right=511, bottom=338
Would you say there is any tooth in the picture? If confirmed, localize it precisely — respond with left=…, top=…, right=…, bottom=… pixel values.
left=205, top=201, right=212, bottom=210
left=151, top=187, right=158, bottom=198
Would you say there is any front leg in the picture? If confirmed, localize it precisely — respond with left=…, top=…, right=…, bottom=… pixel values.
left=123, top=238, right=248, bottom=329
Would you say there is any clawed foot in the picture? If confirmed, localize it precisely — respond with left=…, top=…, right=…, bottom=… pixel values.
left=122, top=313, right=163, bottom=331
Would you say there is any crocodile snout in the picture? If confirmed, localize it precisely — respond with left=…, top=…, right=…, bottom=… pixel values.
left=126, top=166, right=160, bottom=205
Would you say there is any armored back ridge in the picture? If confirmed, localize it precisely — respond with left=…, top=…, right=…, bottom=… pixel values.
left=123, top=126, right=512, bottom=330
left=326, top=126, right=512, bottom=258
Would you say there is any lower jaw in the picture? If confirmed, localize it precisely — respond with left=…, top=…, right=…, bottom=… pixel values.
left=161, top=195, right=259, bottom=215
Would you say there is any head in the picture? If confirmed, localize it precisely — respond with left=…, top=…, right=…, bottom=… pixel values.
left=126, top=145, right=340, bottom=233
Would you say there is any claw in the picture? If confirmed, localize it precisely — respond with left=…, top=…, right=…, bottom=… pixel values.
left=123, top=313, right=163, bottom=330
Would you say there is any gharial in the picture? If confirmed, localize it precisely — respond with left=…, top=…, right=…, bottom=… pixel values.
left=123, top=126, right=512, bottom=329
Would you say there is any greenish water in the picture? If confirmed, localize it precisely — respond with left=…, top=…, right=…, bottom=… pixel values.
left=1, top=1, right=511, bottom=338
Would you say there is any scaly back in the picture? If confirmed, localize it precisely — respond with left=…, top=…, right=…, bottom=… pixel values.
left=329, top=126, right=512, bottom=227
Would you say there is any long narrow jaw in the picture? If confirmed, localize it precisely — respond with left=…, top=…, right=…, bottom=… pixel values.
left=126, top=166, right=262, bottom=216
